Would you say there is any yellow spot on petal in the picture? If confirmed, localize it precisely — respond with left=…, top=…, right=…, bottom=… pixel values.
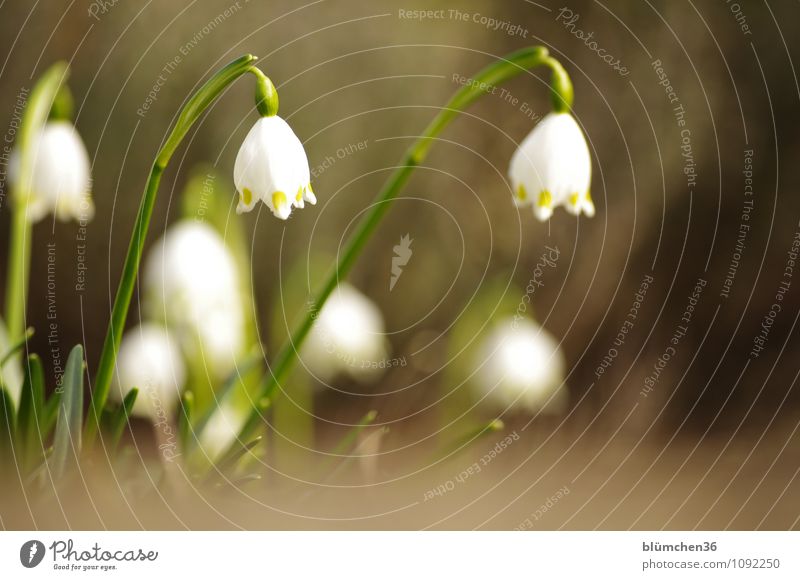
left=308, top=183, right=314, bottom=194
left=569, top=193, right=579, bottom=206
left=296, top=187, right=303, bottom=202
left=272, top=191, right=287, bottom=210
left=538, top=190, right=552, bottom=208
left=516, top=184, right=528, bottom=201
left=586, top=190, right=593, bottom=203
left=241, top=187, right=253, bottom=206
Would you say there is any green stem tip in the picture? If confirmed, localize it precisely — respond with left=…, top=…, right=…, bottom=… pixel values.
left=251, top=67, right=279, bottom=117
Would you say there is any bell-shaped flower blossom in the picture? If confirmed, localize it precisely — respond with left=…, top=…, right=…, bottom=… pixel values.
left=143, top=221, right=244, bottom=377
left=302, top=283, right=388, bottom=383
left=509, top=112, right=593, bottom=221
left=10, top=121, right=94, bottom=222
left=110, top=323, right=186, bottom=421
left=475, top=317, right=567, bottom=414
left=233, top=116, right=314, bottom=220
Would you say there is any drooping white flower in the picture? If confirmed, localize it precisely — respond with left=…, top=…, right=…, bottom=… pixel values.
left=233, top=116, right=315, bottom=220
left=475, top=317, right=567, bottom=414
left=10, top=121, right=94, bottom=222
left=110, top=323, right=186, bottom=421
left=143, top=221, right=244, bottom=376
left=302, top=283, right=388, bottom=383
left=509, top=112, right=593, bottom=221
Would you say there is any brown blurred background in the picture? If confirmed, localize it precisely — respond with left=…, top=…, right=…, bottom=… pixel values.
left=1, top=0, right=800, bottom=529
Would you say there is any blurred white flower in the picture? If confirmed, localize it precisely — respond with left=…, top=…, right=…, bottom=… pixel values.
left=110, top=323, right=186, bottom=421
left=197, top=401, right=247, bottom=460
left=509, top=112, right=593, bottom=221
left=233, top=116, right=315, bottom=220
left=143, top=221, right=244, bottom=376
left=10, top=121, right=93, bottom=222
left=302, top=283, right=388, bottom=383
left=475, top=317, right=567, bottom=413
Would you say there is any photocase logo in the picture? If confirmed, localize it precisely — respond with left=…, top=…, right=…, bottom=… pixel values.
left=389, top=234, right=413, bottom=291
left=20, top=540, right=46, bottom=568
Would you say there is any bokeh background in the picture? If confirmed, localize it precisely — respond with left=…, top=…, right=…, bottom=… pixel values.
left=1, top=0, right=799, bottom=529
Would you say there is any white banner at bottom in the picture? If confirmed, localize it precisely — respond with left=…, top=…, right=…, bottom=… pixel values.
left=0, top=531, right=797, bottom=578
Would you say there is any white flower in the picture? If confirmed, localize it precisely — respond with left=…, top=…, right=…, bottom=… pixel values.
left=143, top=221, right=244, bottom=376
left=233, top=116, right=315, bottom=220
left=509, top=112, right=593, bottom=221
left=302, top=283, right=388, bottom=383
left=110, top=324, right=186, bottom=421
left=10, top=121, right=93, bottom=222
left=475, top=317, right=567, bottom=414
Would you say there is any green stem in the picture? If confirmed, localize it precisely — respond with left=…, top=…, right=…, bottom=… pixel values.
left=221, top=46, right=574, bottom=462
left=5, top=62, right=69, bottom=345
left=85, top=54, right=262, bottom=445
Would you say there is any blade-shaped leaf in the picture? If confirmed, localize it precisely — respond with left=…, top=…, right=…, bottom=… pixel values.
left=191, top=352, right=261, bottom=445
left=318, top=410, right=378, bottom=474
left=0, top=327, right=34, bottom=367
left=0, top=385, right=16, bottom=464
left=42, top=390, right=61, bottom=437
left=208, top=397, right=270, bottom=481
left=16, top=354, right=45, bottom=470
left=430, top=418, right=504, bottom=464
left=177, top=390, right=194, bottom=452
left=51, top=345, right=84, bottom=477
left=211, top=436, right=262, bottom=480
left=110, top=387, right=138, bottom=451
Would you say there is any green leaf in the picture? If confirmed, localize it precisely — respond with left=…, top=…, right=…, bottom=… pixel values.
left=42, top=390, right=61, bottom=437
left=16, top=354, right=45, bottom=471
left=212, top=436, right=262, bottom=480
left=110, top=387, right=138, bottom=451
left=209, top=396, right=270, bottom=480
left=0, top=386, right=16, bottom=464
left=51, top=345, right=84, bottom=477
left=190, top=352, right=260, bottom=447
left=430, top=419, right=505, bottom=465
left=0, top=327, right=33, bottom=367
left=316, top=410, right=379, bottom=476
left=331, top=410, right=378, bottom=457
left=177, top=390, right=194, bottom=453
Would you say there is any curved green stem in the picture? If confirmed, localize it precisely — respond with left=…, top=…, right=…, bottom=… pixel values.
left=85, top=54, right=262, bottom=445
left=221, top=46, right=575, bottom=461
left=4, top=62, right=69, bottom=347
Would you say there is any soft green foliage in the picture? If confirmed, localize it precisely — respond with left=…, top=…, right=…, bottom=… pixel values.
left=17, top=355, right=45, bottom=471
left=109, top=388, right=139, bottom=452
left=52, top=345, right=85, bottom=478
